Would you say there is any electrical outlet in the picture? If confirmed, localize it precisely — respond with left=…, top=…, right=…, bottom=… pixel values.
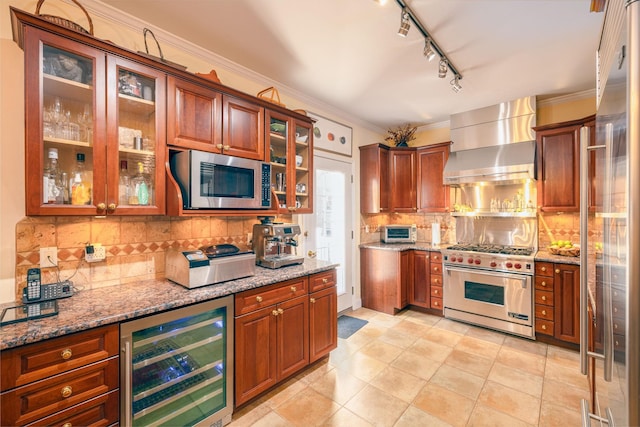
left=40, top=247, right=58, bottom=267
left=85, top=243, right=106, bottom=263
left=247, top=232, right=253, bottom=244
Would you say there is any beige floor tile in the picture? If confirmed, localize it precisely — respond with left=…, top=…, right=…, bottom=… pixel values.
left=403, top=310, right=442, bottom=326
left=395, top=405, right=453, bottom=427
left=274, top=387, right=340, bottom=426
left=229, top=400, right=273, bottom=427
left=391, top=349, right=442, bottom=380
left=464, top=324, right=507, bottom=346
left=345, top=384, right=409, bottom=426
left=310, top=367, right=367, bottom=405
left=369, top=366, right=426, bottom=403
left=488, top=362, right=544, bottom=398
left=429, top=363, right=486, bottom=400
left=546, top=345, right=581, bottom=365
left=408, top=337, right=453, bottom=362
left=454, top=335, right=502, bottom=360
left=321, top=407, right=373, bottom=427
left=538, top=400, right=584, bottom=427
left=496, top=346, right=546, bottom=377
left=336, top=350, right=388, bottom=382
left=357, top=339, right=403, bottom=364
left=467, top=403, right=535, bottom=427
left=444, top=348, right=494, bottom=378
left=294, top=358, right=334, bottom=385
left=412, top=383, right=475, bottom=427
left=503, top=335, right=548, bottom=357
left=368, top=312, right=404, bottom=328
left=541, top=377, right=589, bottom=410
left=377, top=328, right=418, bottom=349
left=390, top=318, right=433, bottom=337
left=544, top=359, right=590, bottom=390
left=346, top=327, right=379, bottom=350
left=433, top=318, right=471, bottom=334
left=356, top=323, right=387, bottom=340
left=348, top=307, right=381, bottom=321
left=245, top=410, right=295, bottom=427
left=423, top=326, right=464, bottom=348
left=477, top=380, right=541, bottom=425
left=261, top=377, right=309, bottom=409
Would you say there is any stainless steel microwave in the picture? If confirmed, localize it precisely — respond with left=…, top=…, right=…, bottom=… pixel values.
left=381, top=224, right=417, bottom=243
left=171, top=150, right=271, bottom=209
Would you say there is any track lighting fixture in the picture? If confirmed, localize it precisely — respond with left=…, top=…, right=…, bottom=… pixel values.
left=438, top=59, right=448, bottom=78
left=450, top=75, right=462, bottom=92
left=397, top=9, right=410, bottom=37
left=423, top=38, right=436, bottom=62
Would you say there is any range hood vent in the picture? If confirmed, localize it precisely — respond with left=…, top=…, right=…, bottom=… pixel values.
left=445, top=97, right=537, bottom=186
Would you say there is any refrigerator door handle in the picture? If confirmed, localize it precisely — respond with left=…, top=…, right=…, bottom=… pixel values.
left=602, top=122, right=614, bottom=382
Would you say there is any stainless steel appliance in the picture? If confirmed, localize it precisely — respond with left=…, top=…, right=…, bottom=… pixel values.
left=579, top=0, right=639, bottom=424
left=120, top=296, right=234, bottom=426
left=252, top=219, right=304, bottom=269
left=170, top=149, right=271, bottom=209
left=166, top=245, right=256, bottom=289
left=381, top=224, right=417, bottom=243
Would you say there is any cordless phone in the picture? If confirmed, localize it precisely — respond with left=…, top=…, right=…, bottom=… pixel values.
left=22, top=268, right=73, bottom=304
left=26, top=268, right=42, bottom=301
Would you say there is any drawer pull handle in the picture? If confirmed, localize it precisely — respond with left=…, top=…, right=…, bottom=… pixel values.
left=256, top=296, right=263, bottom=303
left=224, top=145, right=230, bottom=150
left=62, top=423, right=72, bottom=427
left=542, top=324, right=547, bottom=330
left=433, top=267, right=439, bottom=272
left=541, top=266, right=547, bottom=272
left=615, top=340, right=619, bottom=346
left=614, top=307, right=618, bottom=313
left=542, top=310, right=547, bottom=316
left=541, top=281, right=547, bottom=287
left=310, top=297, right=316, bottom=303
left=290, top=286, right=297, bottom=292
left=322, top=278, right=328, bottom=284
left=541, top=295, right=547, bottom=301
left=434, top=289, right=439, bottom=295
left=614, top=323, right=618, bottom=330
left=278, top=308, right=284, bottom=315
left=61, top=348, right=73, bottom=360
left=434, top=301, right=439, bottom=306
left=216, top=144, right=223, bottom=150
left=555, top=269, right=560, bottom=274
left=272, top=310, right=279, bottom=317
left=61, top=386, right=73, bottom=398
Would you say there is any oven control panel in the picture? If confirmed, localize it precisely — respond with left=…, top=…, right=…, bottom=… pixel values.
left=443, top=253, right=533, bottom=274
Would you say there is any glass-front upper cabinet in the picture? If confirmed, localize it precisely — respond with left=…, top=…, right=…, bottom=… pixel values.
left=22, top=26, right=165, bottom=216
left=266, top=110, right=313, bottom=214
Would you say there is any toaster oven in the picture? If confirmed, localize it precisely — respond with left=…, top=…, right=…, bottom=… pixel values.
left=381, top=224, right=417, bottom=243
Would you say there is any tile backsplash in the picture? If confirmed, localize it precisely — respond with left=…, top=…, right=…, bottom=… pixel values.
left=14, top=215, right=288, bottom=301
left=360, top=212, right=454, bottom=245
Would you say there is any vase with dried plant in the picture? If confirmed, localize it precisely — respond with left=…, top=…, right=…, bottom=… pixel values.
left=385, top=124, right=417, bottom=147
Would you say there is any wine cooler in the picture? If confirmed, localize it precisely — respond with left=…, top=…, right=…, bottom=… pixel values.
left=120, top=296, right=234, bottom=426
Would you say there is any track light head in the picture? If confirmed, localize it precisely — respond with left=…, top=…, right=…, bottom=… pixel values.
left=423, top=38, right=436, bottom=62
left=398, top=10, right=410, bottom=37
left=450, top=76, right=462, bottom=92
left=438, top=58, right=448, bottom=78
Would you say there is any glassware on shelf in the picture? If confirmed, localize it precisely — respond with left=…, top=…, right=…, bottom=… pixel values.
left=77, top=104, right=93, bottom=143
left=43, top=147, right=64, bottom=204
left=130, top=162, right=150, bottom=206
left=119, top=160, right=131, bottom=206
left=70, top=153, right=92, bottom=205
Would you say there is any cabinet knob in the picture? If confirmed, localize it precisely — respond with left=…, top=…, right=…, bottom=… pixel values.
left=108, top=203, right=116, bottom=211
left=615, top=340, right=620, bottom=346
left=555, top=269, right=560, bottom=274
left=434, top=289, right=439, bottom=295
left=216, top=144, right=223, bottom=150
left=542, top=309, right=547, bottom=316
left=433, top=267, right=439, bottom=272
left=277, top=308, right=284, bottom=315
left=434, top=301, right=439, bottom=307
left=541, top=266, right=547, bottom=272
left=97, top=202, right=106, bottom=210
left=272, top=310, right=279, bottom=317
left=310, top=297, right=316, bottom=303
left=223, top=145, right=230, bottom=150
left=288, top=206, right=296, bottom=212
left=61, top=386, right=73, bottom=398
left=614, top=307, right=618, bottom=313
left=308, top=250, right=317, bottom=258
left=614, top=323, right=618, bottom=330
left=62, top=423, right=72, bottom=427
left=256, top=296, right=263, bottom=303
left=541, top=295, right=547, bottom=301
left=322, top=278, right=328, bottom=284
left=434, top=279, right=440, bottom=284
left=541, top=281, right=547, bottom=287
left=542, top=324, right=547, bottom=330
left=61, top=348, right=73, bottom=360
left=290, top=286, right=297, bottom=292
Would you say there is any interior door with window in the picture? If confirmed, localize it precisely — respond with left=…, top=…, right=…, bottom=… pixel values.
left=302, top=154, right=353, bottom=313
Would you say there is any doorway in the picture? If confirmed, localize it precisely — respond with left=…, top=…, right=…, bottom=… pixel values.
left=303, top=153, right=354, bottom=313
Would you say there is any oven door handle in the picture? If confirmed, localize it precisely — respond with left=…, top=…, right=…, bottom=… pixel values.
left=444, top=265, right=532, bottom=282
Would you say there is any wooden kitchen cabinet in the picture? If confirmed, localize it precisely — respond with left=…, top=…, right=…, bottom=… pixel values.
left=266, top=110, right=313, bottom=214
left=0, top=325, right=119, bottom=426
left=361, top=248, right=409, bottom=315
left=390, top=148, right=417, bottom=212
left=309, top=269, right=338, bottom=363
left=410, top=250, right=430, bottom=308
left=416, top=142, right=451, bottom=213
left=359, top=144, right=390, bottom=214
left=535, top=116, right=595, bottom=213
left=20, top=25, right=166, bottom=216
left=223, top=95, right=265, bottom=160
left=535, top=261, right=580, bottom=344
left=429, top=252, right=443, bottom=312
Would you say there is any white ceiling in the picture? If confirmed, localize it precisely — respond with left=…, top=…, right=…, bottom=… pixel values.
left=98, top=0, right=605, bottom=129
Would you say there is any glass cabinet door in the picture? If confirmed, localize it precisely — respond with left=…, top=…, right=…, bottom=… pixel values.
left=292, top=120, right=313, bottom=213
left=24, top=27, right=106, bottom=215
left=267, top=111, right=290, bottom=211
left=107, top=56, right=166, bottom=215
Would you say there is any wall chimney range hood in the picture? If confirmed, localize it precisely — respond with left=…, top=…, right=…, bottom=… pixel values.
left=443, top=97, right=537, bottom=186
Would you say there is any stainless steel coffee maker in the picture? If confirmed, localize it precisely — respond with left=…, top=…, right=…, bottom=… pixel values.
left=252, top=217, right=304, bottom=269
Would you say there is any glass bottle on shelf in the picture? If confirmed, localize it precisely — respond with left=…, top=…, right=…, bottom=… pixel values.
left=119, top=160, right=131, bottom=206
left=130, top=162, right=150, bottom=206
left=70, top=153, right=92, bottom=205
left=43, top=147, right=64, bottom=204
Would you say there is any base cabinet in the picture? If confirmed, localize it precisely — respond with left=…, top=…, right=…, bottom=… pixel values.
left=309, top=270, right=338, bottom=363
left=535, top=261, right=580, bottom=344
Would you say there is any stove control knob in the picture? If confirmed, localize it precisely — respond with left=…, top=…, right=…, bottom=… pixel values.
left=490, top=261, right=497, bottom=268
left=474, top=259, right=481, bottom=265
left=457, top=257, right=463, bottom=262
left=468, top=258, right=474, bottom=264
left=514, top=263, right=522, bottom=269
left=505, top=262, right=513, bottom=268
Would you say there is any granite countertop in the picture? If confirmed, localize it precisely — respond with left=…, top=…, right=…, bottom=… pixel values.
left=359, top=242, right=447, bottom=251
left=0, top=259, right=337, bottom=350
left=534, top=249, right=580, bottom=265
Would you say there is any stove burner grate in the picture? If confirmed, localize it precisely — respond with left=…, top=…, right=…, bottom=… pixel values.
left=445, top=244, right=534, bottom=257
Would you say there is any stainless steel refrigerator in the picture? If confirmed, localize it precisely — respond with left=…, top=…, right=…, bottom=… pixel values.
left=579, top=0, right=639, bottom=425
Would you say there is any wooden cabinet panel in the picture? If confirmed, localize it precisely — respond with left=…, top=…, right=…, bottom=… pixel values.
left=410, top=251, right=430, bottom=308
left=359, top=144, right=390, bottom=213
left=416, top=143, right=450, bottom=212
left=223, top=95, right=265, bottom=160
left=235, top=277, right=308, bottom=316
left=553, top=263, right=580, bottom=344
left=277, top=295, right=309, bottom=380
left=389, top=149, right=417, bottom=212
left=535, top=290, right=554, bottom=306
left=28, top=389, right=119, bottom=427
left=536, top=319, right=554, bottom=336
left=361, top=248, right=404, bottom=315
left=535, top=276, right=554, bottom=291
left=309, top=287, right=337, bottom=363
left=309, top=269, right=337, bottom=293
left=167, top=75, right=223, bottom=151
left=535, top=262, right=554, bottom=277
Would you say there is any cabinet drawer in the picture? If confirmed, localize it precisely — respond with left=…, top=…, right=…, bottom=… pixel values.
left=1, top=325, right=119, bottom=391
left=25, top=389, right=119, bottom=427
left=613, top=333, right=625, bottom=352
left=536, top=319, right=554, bottom=336
left=430, top=274, right=443, bottom=287
left=1, top=357, right=119, bottom=426
left=430, top=252, right=442, bottom=263
left=309, top=269, right=337, bottom=293
left=535, top=290, right=554, bottom=306
left=535, top=304, right=554, bottom=321
left=430, top=286, right=443, bottom=299
left=535, top=262, right=554, bottom=277
left=430, top=297, right=443, bottom=310
left=235, top=277, right=308, bottom=315
left=535, top=276, right=554, bottom=291
left=430, top=263, right=443, bottom=275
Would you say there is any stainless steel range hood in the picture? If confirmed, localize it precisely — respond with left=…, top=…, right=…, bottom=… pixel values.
left=444, top=97, right=537, bottom=186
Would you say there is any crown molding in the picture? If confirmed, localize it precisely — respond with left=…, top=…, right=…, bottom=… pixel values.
left=82, top=0, right=382, bottom=134
left=537, top=88, right=596, bottom=107
left=417, top=120, right=450, bottom=132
